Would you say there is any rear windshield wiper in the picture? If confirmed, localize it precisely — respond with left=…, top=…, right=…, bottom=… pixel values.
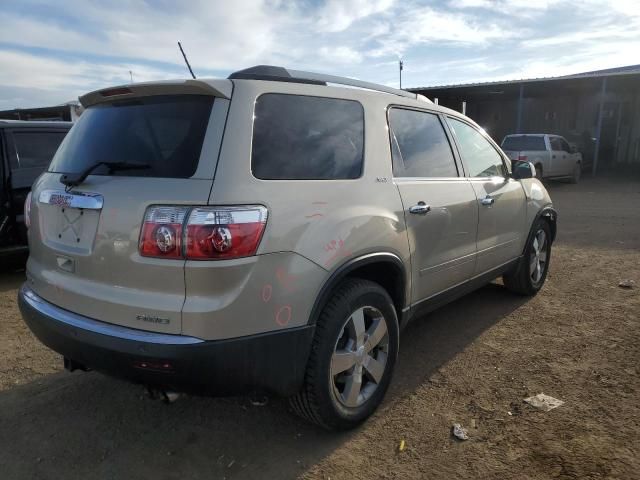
left=60, top=161, right=151, bottom=189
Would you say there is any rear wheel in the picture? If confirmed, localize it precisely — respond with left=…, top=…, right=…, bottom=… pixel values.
left=503, top=219, right=552, bottom=296
left=290, top=279, right=399, bottom=430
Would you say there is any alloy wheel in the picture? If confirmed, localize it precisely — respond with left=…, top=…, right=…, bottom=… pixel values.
left=330, top=306, right=389, bottom=408
left=530, top=229, right=548, bottom=284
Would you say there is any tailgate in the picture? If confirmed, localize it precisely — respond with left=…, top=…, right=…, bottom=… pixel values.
left=28, top=175, right=213, bottom=334
left=26, top=87, right=229, bottom=334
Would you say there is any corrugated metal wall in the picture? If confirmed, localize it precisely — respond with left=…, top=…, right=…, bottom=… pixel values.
left=424, top=78, right=640, bottom=171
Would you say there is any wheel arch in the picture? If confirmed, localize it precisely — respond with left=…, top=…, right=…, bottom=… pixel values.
left=308, top=252, right=408, bottom=328
left=526, top=205, right=557, bottom=249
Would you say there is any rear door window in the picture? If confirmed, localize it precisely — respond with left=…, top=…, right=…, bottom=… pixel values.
left=252, top=94, right=364, bottom=180
left=11, top=131, right=67, bottom=169
left=49, top=95, right=213, bottom=178
left=388, top=108, right=458, bottom=177
left=501, top=135, right=546, bottom=151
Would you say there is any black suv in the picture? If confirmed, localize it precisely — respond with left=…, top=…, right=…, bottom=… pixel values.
left=1, top=120, right=71, bottom=257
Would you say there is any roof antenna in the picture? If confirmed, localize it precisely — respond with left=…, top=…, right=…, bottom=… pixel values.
left=178, top=41, right=196, bottom=79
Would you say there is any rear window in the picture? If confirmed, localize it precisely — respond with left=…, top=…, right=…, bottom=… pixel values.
left=501, top=135, right=546, bottom=151
left=12, top=131, right=67, bottom=169
left=252, top=94, right=364, bottom=180
left=49, top=95, right=214, bottom=178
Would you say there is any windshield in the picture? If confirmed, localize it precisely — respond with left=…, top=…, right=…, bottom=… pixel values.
left=49, top=95, right=214, bottom=179
left=501, top=135, right=546, bottom=151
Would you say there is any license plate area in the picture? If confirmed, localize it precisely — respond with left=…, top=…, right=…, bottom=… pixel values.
left=38, top=190, right=103, bottom=254
left=54, top=206, right=100, bottom=249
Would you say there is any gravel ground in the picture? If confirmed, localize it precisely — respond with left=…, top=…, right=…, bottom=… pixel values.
left=0, top=175, right=638, bottom=479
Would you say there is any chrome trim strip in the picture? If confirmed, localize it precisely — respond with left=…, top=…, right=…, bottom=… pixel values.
left=419, top=252, right=476, bottom=276
left=467, top=177, right=509, bottom=183
left=475, top=238, right=519, bottom=258
left=393, top=177, right=468, bottom=183
left=21, top=285, right=204, bottom=345
left=38, top=189, right=104, bottom=210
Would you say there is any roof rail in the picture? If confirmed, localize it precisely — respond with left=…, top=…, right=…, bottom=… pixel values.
left=228, top=65, right=418, bottom=100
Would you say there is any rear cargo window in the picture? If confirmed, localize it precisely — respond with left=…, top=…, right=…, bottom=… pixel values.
left=11, top=131, right=67, bottom=169
left=252, top=94, right=364, bottom=180
left=501, top=135, right=546, bottom=151
left=49, top=95, right=213, bottom=178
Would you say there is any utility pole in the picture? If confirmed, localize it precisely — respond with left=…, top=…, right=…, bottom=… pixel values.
left=399, top=59, right=403, bottom=89
left=516, top=83, right=524, bottom=133
left=593, top=77, right=607, bottom=176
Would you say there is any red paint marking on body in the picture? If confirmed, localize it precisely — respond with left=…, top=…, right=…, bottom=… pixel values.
left=275, top=305, right=292, bottom=326
left=276, top=267, right=297, bottom=291
left=324, top=238, right=344, bottom=253
left=324, top=249, right=352, bottom=267
left=305, top=213, right=324, bottom=219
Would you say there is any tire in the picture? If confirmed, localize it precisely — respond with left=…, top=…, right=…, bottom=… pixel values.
left=503, top=218, right=552, bottom=296
left=535, top=164, right=543, bottom=181
left=289, top=278, right=399, bottom=430
left=569, top=162, right=581, bottom=184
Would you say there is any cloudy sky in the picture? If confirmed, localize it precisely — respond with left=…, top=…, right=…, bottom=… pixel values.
left=0, top=0, right=639, bottom=109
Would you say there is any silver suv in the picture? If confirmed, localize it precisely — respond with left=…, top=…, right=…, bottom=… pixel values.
left=19, top=66, right=556, bottom=430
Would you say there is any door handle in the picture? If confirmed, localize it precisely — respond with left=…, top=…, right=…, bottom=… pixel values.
left=409, top=202, right=431, bottom=215
left=480, top=195, right=495, bottom=206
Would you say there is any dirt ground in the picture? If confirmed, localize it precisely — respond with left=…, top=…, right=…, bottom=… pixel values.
left=0, top=175, right=638, bottom=479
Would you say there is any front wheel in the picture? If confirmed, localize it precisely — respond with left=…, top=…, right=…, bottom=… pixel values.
left=503, top=219, right=552, bottom=296
left=289, top=279, right=399, bottom=430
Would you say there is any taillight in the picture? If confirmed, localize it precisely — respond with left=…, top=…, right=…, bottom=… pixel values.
left=186, top=206, right=268, bottom=260
left=518, top=155, right=528, bottom=161
left=138, top=205, right=268, bottom=260
left=24, top=191, right=32, bottom=229
left=139, top=206, right=189, bottom=258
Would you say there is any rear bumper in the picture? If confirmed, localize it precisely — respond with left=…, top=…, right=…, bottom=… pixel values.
left=18, top=284, right=314, bottom=396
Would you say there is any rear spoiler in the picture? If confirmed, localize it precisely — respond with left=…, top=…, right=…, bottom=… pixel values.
left=79, top=79, right=232, bottom=108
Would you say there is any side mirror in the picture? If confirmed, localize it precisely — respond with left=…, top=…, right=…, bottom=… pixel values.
left=569, top=144, right=578, bottom=154
left=512, top=160, right=536, bottom=180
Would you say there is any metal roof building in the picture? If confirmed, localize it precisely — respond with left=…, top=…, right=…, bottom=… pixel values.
left=410, top=64, right=640, bottom=175
left=0, top=101, right=82, bottom=123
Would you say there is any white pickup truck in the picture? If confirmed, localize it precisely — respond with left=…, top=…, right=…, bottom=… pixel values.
left=501, top=134, right=582, bottom=183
